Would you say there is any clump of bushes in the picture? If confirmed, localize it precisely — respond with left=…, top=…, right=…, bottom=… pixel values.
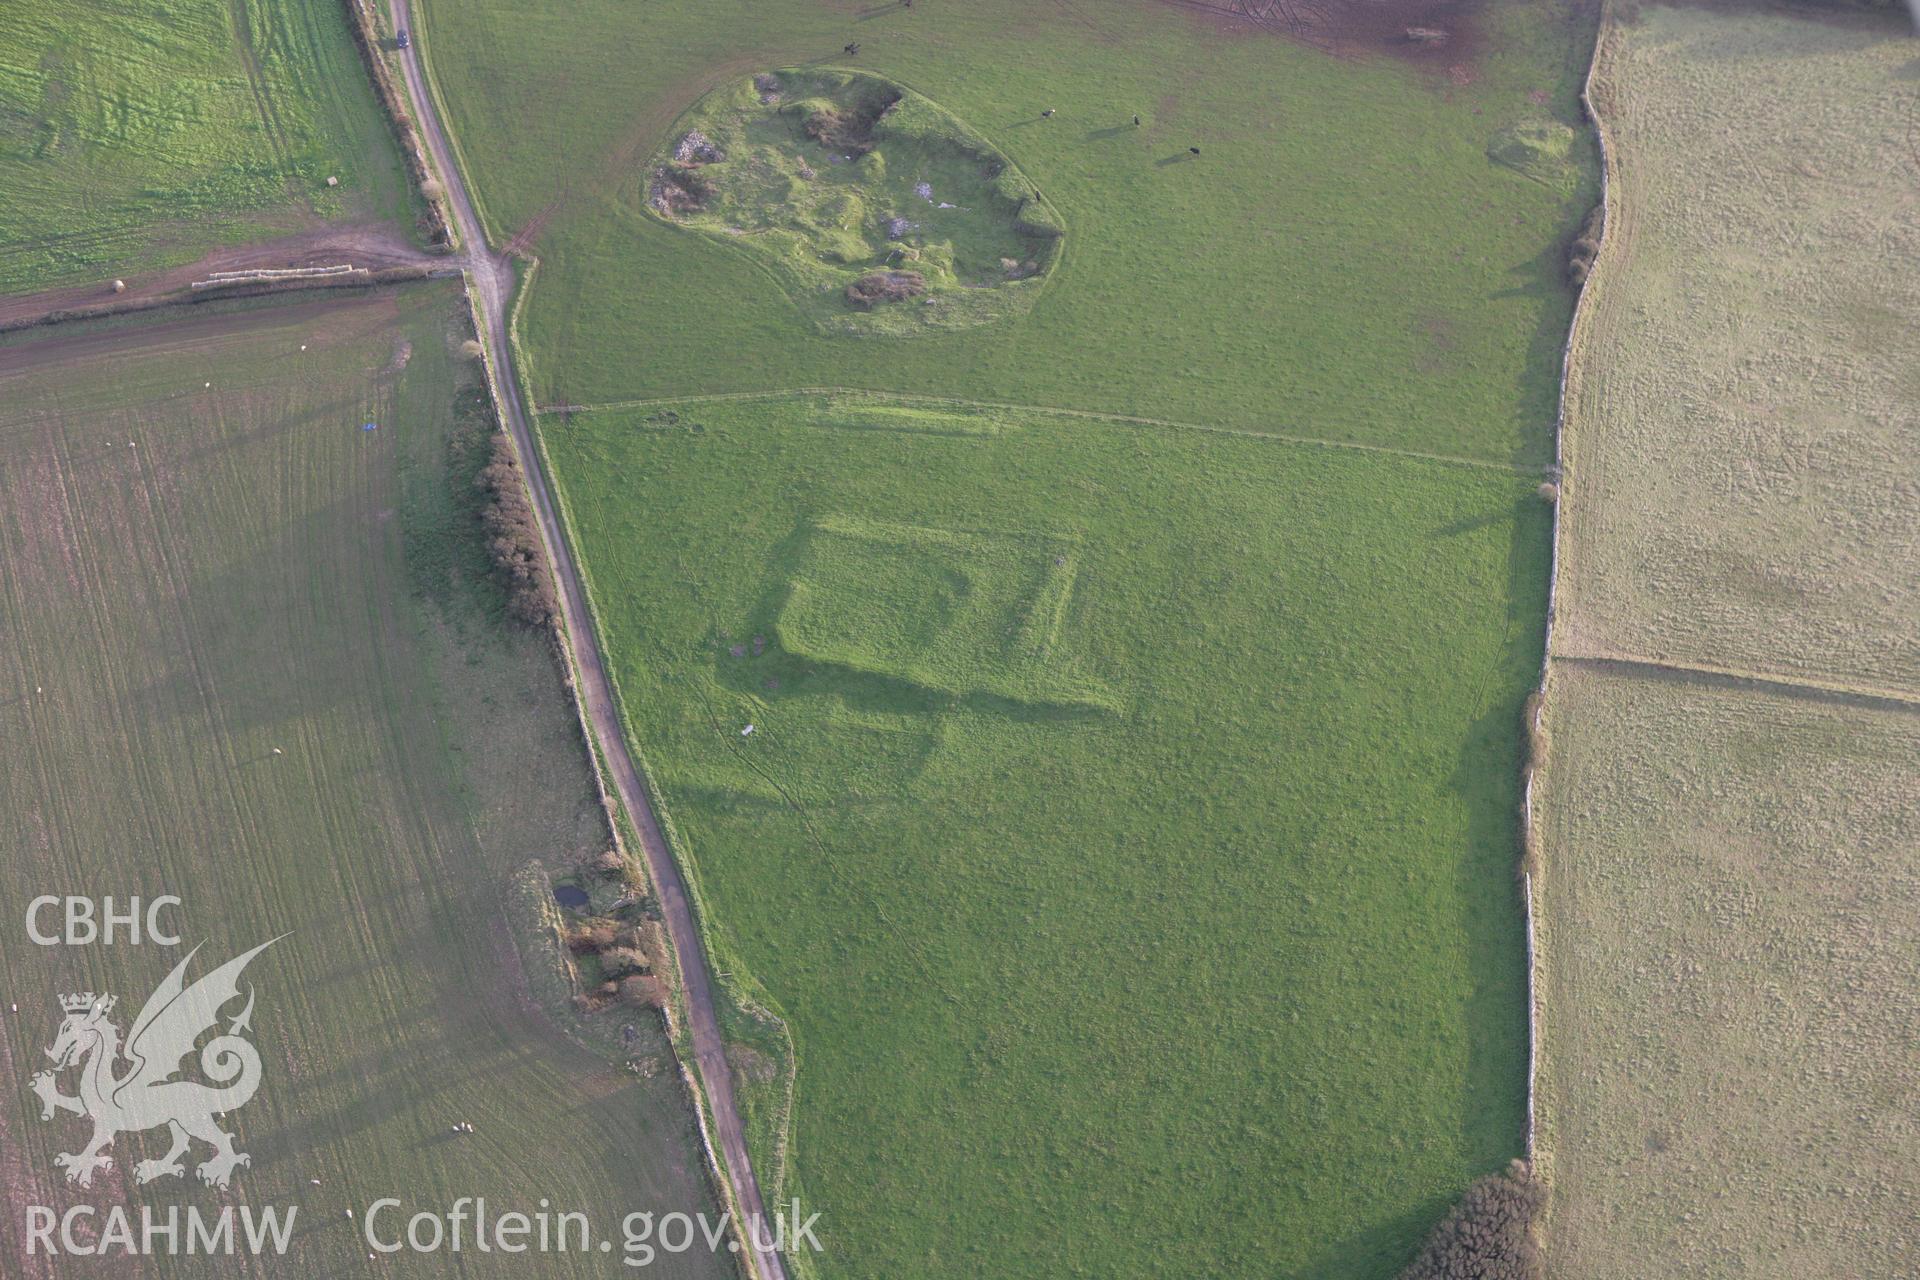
left=845, top=269, right=926, bottom=309
left=598, top=946, right=651, bottom=981
left=339, top=0, right=453, bottom=248
left=558, top=857, right=667, bottom=1013
left=1400, top=1161, right=1546, bottom=1280
left=473, top=434, right=557, bottom=626
left=564, top=918, right=665, bottom=1010
left=618, top=973, right=667, bottom=1009
left=565, top=918, right=620, bottom=954
left=1566, top=203, right=1603, bottom=288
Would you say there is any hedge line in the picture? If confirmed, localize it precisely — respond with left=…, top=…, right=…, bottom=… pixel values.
left=339, top=0, right=456, bottom=251
left=0, top=265, right=448, bottom=336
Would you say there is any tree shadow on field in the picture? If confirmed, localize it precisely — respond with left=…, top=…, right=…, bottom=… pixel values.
left=119, top=496, right=378, bottom=738
left=164, top=386, right=384, bottom=474
left=1490, top=234, right=1582, bottom=471
left=1275, top=1200, right=1451, bottom=1278
left=1430, top=507, right=1510, bottom=538
left=1440, top=494, right=1547, bottom=1175
left=248, top=902, right=609, bottom=1172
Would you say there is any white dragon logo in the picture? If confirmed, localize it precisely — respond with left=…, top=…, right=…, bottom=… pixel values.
left=29, top=939, right=279, bottom=1189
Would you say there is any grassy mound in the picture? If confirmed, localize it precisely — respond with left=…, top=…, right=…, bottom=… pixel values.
left=644, top=69, right=1062, bottom=335
left=1487, top=120, right=1579, bottom=189
left=777, top=513, right=1115, bottom=712
left=809, top=397, right=1012, bottom=438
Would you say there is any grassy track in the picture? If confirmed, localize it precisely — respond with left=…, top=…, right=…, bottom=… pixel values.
left=541, top=393, right=1551, bottom=1278
left=0, top=0, right=414, bottom=294
left=0, top=287, right=729, bottom=1278
left=418, top=0, right=1598, bottom=461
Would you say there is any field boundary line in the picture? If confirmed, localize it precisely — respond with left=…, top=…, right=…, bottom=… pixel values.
left=541, top=388, right=1542, bottom=476
left=1525, top=0, right=1617, bottom=1164
left=390, top=4, right=790, bottom=1274
left=0, top=264, right=456, bottom=338
left=393, top=0, right=497, bottom=249
left=1555, top=652, right=1920, bottom=716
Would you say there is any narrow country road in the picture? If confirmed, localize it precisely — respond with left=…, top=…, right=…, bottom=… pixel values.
left=389, top=8, right=791, bottom=1278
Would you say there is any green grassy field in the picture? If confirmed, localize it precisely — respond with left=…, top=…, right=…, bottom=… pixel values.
left=0, top=0, right=413, bottom=293
left=407, top=0, right=1604, bottom=1273
left=541, top=393, right=1551, bottom=1278
left=0, top=287, right=729, bottom=1277
left=419, top=0, right=1597, bottom=462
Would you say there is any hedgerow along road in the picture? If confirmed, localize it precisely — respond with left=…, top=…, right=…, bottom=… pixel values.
left=388, top=3, right=791, bottom=1277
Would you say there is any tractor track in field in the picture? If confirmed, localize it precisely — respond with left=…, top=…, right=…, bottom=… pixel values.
left=227, top=0, right=297, bottom=177
left=1553, top=652, right=1920, bottom=718
left=388, top=5, right=791, bottom=1278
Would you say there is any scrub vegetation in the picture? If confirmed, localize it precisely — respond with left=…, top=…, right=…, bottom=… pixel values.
left=647, top=70, right=1061, bottom=335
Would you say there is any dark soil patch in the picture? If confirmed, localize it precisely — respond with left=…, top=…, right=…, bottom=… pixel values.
left=650, top=162, right=716, bottom=215
left=1416, top=312, right=1458, bottom=374
left=803, top=86, right=904, bottom=155
left=1160, top=0, right=1490, bottom=70
left=845, top=269, right=926, bottom=308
